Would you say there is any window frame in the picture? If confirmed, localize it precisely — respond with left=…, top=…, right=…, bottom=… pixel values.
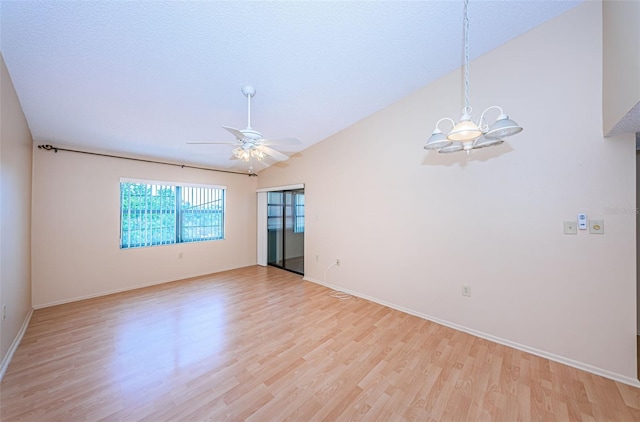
left=293, top=192, right=305, bottom=233
left=119, top=178, right=226, bottom=249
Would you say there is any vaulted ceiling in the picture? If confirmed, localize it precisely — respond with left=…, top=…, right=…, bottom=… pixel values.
left=1, top=1, right=581, bottom=172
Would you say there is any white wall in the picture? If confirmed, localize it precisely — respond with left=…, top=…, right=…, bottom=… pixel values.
left=257, top=2, right=638, bottom=383
left=31, top=149, right=257, bottom=307
left=603, top=0, right=640, bottom=135
left=0, top=53, right=33, bottom=372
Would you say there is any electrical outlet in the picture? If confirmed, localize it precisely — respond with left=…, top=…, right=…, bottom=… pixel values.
left=563, top=221, right=577, bottom=235
left=2, top=304, right=6, bottom=320
left=461, top=285, right=471, bottom=297
left=336, top=259, right=341, bottom=266
left=178, top=252, right=183, bottom=259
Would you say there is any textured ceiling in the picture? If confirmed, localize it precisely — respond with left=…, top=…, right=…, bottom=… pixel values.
left=607, top=102, right=640, bottom=137
left=1, top=1, right=581, bottom=172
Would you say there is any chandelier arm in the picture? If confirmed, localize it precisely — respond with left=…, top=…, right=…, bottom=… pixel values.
left=477, top=105, right=504, bottom=131
left=435, top=117, right=456, bottom=131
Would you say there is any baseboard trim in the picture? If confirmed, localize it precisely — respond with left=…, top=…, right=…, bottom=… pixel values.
left=0, top=308, right=33, bottom=382
left=304, top=276, right=640, bottom=388
left=34, top=278, right=184, bottom=309
left=33, top=265, right=253, bottom=310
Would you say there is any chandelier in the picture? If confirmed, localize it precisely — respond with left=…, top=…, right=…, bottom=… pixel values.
left=424, top=0, right=523, bottom=154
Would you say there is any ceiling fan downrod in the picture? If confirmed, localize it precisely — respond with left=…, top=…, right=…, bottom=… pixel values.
left=241, top=85, right=255, bottom=130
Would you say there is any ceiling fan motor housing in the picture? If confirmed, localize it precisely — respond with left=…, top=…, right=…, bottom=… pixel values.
left=240, top=128, right=262, bottom=141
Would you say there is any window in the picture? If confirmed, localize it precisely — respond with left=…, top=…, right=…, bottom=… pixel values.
left=267, top=192, right=284, bottom=230
left=294, top=193, right=305, bottom=233
left=266, top=191, right=304, bottom=232
left=120, top=179, right=225, bottom=249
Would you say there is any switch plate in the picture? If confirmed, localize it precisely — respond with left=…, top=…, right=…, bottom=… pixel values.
left=563, top=221, right=577, bottom=235
left=462, top=285, right=471, bottom=297
left=589, top=219, right=604, bottom=234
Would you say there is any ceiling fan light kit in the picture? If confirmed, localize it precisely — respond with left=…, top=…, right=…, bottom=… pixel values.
left=425, top=0, right=523, bottom=154
left=232, top=145, right=265, bottom=161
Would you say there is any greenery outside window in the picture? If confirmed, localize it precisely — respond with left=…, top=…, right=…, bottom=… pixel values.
left=120, top=179, right=225, bottom=249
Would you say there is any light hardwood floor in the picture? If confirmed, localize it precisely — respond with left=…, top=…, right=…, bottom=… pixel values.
left=1, top=266, right=639, bottom=421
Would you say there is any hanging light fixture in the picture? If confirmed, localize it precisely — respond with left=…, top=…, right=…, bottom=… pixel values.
left=424, top=0, right=523, bottom=154
left=232, top=145, right=266, bottom=162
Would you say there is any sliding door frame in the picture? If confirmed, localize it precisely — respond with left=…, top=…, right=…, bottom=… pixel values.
left=256, top=184, right=304, bottom=268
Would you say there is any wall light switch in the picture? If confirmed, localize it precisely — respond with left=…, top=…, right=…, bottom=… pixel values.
left=563, top=221, right=577, bottom=235
left=589, top=219, right=604, bottom=234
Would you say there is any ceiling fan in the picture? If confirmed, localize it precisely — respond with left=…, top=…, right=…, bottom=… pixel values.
left=187, top=85, right=301, bottom=165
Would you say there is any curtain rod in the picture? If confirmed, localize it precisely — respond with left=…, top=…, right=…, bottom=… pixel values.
left=37, top=144, right=257, bottom=177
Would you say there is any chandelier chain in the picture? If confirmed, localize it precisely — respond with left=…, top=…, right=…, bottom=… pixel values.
left=463, top=0, right=470, bottom=111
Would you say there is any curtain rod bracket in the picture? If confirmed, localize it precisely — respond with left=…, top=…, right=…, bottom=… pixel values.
left=38, top=144, right=58, bottom=153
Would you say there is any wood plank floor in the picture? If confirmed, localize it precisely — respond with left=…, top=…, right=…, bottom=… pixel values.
left=1, top=266, right=639, bottom=421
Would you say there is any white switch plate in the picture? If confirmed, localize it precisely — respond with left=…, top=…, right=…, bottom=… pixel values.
left=461, top=285, right=471, bottom=297
left=589, top=219, right=604, bottom=234
left=563, top=221, right=577, bottom=235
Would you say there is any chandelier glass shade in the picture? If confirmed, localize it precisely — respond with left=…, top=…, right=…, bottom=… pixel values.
left=424, top=0, right=522, bottom=154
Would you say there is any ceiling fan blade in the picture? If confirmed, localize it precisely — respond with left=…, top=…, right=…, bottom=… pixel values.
left=259, top=145, right=289, bottom=162
left=261, top=137, right=302, bottom=146
left=189, top=151, right=235, bottom=155
left=222, top=126, right=245, bottom=140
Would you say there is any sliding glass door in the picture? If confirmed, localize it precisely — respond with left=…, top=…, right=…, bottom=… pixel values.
left=267, top=189, right=304, bottom=274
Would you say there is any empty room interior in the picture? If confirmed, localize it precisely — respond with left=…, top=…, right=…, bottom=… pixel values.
left=2, top=0, right=640, bottom=420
